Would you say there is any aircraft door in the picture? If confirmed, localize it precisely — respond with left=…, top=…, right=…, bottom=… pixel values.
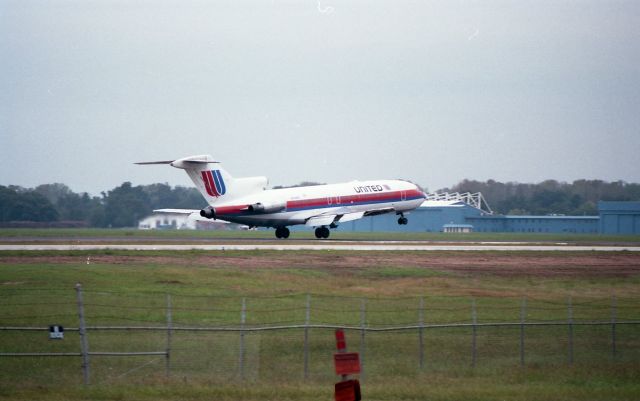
left=401, top=191, right=407, bottom=201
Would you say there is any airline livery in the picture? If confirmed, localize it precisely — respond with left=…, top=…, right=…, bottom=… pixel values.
left=136, top=155, right=426, bottom=239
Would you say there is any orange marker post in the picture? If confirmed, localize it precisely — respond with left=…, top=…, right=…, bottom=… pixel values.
left=333, top=329, right=362, bottom=401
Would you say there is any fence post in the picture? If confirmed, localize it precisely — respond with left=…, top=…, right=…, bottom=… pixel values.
left=567, top=296, right=573, bottom=365
left=520, top=297, right=526, bottom=367
left=360, top=298, right=366, bottom=380
left=611, top=293, right=617, bottom=360
left=239, top=297, right=246, bottom=381
left=165, top=293, right=172, bottom=378
left=471, top=298, right=477, bottom=368
left=418, top=296, right=425, bottom=370
left=304, top=294, right=310, bottom=380
left=75, top=283, right=90, bottom=386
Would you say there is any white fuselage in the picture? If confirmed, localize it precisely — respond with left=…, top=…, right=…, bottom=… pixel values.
left=211, top=179, right=425, bottom=228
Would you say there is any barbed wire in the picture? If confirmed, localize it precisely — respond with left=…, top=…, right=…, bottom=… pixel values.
left=0, top=302, right=76, bottom=307
left=0, top=314, right=77, bottom=320
left=84, top=303, right=165, bottom=311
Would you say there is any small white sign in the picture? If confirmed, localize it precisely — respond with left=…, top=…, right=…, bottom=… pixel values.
left=49, top=325, right=64, bottom=340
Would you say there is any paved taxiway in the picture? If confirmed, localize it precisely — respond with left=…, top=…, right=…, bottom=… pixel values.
left=2, top=243, right=639, bottom=251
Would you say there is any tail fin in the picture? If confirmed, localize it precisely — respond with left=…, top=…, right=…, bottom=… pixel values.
left=136, top=155, right=267, bottom=205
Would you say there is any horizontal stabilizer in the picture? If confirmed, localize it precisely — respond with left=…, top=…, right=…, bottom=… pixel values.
left=172, top=159, right=218, bottom=164
left=153, top=208, right=200, bottom=214
left=135, top=159, right=217, bottom=165
left=135, top=155, right=219, bottom=166
left=135, top=161, right=174, bottom=165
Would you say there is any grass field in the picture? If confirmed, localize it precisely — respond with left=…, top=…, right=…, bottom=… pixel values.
left=2, top=227, right=640, bottom=244
left=1, top=246, right=639, bottom=400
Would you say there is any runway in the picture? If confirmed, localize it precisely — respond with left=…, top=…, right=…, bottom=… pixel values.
left=2, top=243, right=640, bottom=251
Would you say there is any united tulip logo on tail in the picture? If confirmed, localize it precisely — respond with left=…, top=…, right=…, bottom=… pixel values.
left=202, top=170, right=226, bottom=197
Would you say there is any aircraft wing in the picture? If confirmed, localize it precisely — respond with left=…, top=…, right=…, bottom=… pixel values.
left=304, top=207, right=397, bottom=227
left=363, top=207, right=396, bottom=217
left=336, top=211, right=365, bottom=222
left=305, top=215, right=337, bottom=227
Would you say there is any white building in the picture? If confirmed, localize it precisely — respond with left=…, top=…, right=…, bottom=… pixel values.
left=138, top=212, right=196, bottom=230
left=138, top=211, right=245, bottom=230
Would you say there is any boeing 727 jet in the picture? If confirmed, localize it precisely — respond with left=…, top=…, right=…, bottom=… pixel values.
left=136, top=155, right=426, bottom=239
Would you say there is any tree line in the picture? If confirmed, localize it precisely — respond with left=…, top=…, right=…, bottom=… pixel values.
left=439, top=179, right=640, bottom=216
left=0, top=183, right=205, bottom=228
left=1, top=179, right=639, bottom=227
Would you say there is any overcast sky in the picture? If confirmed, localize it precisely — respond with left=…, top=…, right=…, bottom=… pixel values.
left=1, top=0, right=639, bottom=195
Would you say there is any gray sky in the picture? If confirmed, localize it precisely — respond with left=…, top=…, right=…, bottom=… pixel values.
left=1, top=0, right=639, bottom=195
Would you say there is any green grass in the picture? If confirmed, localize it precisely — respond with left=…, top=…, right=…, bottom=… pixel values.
left=1, top=367, right=639, bottom=401
left=0, top=366, right=638, bottom=401
left=0, top=250, right=639, bottom=400
left=361, top=266, right=453, bottom=278
left=1, top=227, right=640, bottom=243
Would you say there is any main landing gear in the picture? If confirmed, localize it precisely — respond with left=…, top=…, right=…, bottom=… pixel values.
left=397, top=213, right=408, bottom=225
left=314, top=226, right=330, bottom=239
left=274, top=226, right=331, bottom=239
left=275, top=226, right=290, bottom=239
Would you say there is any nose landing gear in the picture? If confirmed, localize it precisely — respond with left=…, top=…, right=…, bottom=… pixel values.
left=397, top=213, right=408, bottom=225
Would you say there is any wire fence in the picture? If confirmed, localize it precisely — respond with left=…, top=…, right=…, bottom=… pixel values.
left=1, top=285, right=639, bottom=386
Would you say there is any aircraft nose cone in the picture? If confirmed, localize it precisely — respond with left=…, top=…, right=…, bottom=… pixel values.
left=414, top=184, right=427, bottom=198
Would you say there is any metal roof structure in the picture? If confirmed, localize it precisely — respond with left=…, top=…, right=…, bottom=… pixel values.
left=423, top=192, right=493, bottom=214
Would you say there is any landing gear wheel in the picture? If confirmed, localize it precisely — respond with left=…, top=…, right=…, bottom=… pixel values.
left=315, top=226, right=330, bottom=239
left=275, top=227, right=290, bottom=239
left=398, top=217, right=408, bottom=225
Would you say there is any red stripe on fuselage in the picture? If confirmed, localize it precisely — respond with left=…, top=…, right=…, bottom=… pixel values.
left=214, top=189, right=424, bottom=217
left=215, top=205, right=249, bottom=214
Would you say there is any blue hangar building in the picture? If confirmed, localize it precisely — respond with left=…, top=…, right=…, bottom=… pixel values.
left=599, top=201, right=640, bottom=234
left=338, top=193, right=640, bottom=235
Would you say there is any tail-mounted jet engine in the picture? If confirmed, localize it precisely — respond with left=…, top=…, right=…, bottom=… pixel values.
left=200, top=206, right=216, bottom=219
left=247, top=201, right=286, bottom=214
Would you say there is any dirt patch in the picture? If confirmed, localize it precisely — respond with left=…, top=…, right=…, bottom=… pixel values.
left=2, top=252, right=640, bottom=278
left=156, top=280, right=184, bottom=285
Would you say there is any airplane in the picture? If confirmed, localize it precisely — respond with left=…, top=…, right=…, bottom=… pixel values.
left=136, top=154, right=426, bottom=239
